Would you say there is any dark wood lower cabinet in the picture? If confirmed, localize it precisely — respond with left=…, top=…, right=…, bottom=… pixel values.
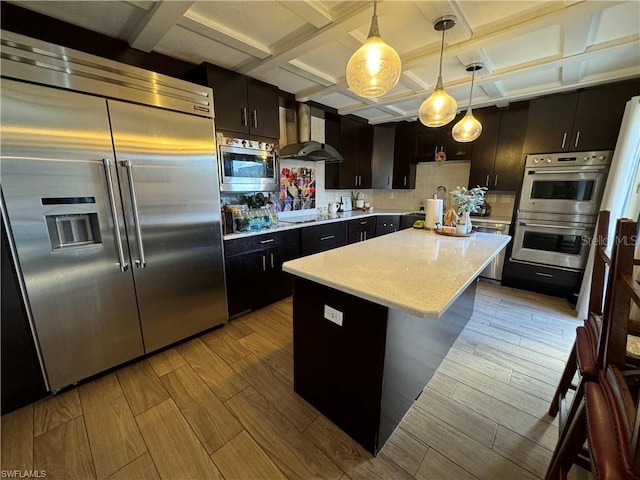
left=224, top=231, right=299, bottom=317
left=375, top=215, right=400, bottom=236
left=292, top=277, right=477, bottom=454
left=501, top=258, right=583, bottom=302
left=348, top=218, right=376, bottom=243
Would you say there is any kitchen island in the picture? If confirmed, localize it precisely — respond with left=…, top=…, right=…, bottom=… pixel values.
left=282, top=228, right=511, bottom=455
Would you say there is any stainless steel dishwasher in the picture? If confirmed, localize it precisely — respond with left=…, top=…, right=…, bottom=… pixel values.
left=474, top=222, right=510, bottom=281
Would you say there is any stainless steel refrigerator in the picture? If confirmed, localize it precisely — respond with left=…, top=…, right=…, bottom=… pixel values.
left=1, top=32, right=227, bottom=392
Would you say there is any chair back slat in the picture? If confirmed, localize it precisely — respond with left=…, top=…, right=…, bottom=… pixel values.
left=590, top=211, right=611, bottom=316
left=601, top=218, right=638, bottom=368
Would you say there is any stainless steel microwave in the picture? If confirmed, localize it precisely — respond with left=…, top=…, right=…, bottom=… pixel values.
left=217, top=133, right=278, bottom=192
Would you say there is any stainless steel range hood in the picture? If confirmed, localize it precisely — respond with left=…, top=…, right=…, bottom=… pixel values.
left=280, top=104, right=343, bottom=163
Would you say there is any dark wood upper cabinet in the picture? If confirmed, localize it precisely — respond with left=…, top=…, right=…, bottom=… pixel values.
left=414, top=113, right=473, bottom=162
left=523, top=80, right=639, bottom=153
left=468, top=109, right=501, bottom=189
left=325, top=115, right=373, bottom=189
left=371, top=122, right=416, bottom=190
left=193, top=63, right=280, bottom=139
left=470, top=106, right=528, bottom=192
left=392, top=122, right=417, bottom=189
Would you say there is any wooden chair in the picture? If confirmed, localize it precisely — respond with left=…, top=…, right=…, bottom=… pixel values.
left=546, top=218, right=640, bottom=480
left=548, top=211, right=611, bottom=444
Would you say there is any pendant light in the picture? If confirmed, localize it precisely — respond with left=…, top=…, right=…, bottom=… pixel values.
left=346, top=0, right=401, bottom=98
left=418, top=16, right=457, bottom=127
left=452, top=63, right=483, bottom=143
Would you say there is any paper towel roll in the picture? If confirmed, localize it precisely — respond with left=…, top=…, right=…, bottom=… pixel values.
left=425, top=199, right=443, bottom=230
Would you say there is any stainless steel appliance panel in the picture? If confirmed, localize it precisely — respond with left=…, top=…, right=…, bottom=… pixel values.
left=474, top=222, right=509, bottom=281
left=217, top=133, right=278, bottom=192
left=511, top=212, right=594, bottom=270
left=519, top=151, right=611, bottom=216
left=107, top=101, right=227, bottom=352
left=0, top=80, right=144, bottom=391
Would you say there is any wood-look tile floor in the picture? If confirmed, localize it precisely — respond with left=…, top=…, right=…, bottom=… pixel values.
left=1, top=281, right=594, bottom=480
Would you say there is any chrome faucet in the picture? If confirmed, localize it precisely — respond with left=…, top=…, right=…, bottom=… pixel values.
left=434, top=185, right=447, bottom=210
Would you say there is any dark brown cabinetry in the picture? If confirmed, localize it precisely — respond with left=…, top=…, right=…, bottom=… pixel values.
left=469, top=105, right=528, bottom=191
left=375, top=215, right=400, bottom=236
left=414, top=113, right=474, bottom=161
left=224, top=230, right=299, bottom=317
left=522, top=80, right=640, bottom=153
left=326, top=115, right=373, bottom=189
left=348, top=218, right=376, bottom=244
left=300, top=222, right=348, bottom=256
left=194, top=63, right=280, bottom=139
left=371, top=123, right=416, bottom=190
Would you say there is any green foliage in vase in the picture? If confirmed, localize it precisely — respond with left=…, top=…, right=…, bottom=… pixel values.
left=451, top=186, right=488, bottom=216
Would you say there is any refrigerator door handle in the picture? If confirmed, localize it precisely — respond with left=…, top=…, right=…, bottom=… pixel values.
left=119, top=160, right=146, bottom=268
left=102, top=159, right=129, bottom=272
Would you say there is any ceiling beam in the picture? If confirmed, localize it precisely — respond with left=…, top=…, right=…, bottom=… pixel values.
left=128, top=1, right=194, bottom=52
left=237, top=2, right=373, bottom=77
left=178, top=10, right=272, bottom=59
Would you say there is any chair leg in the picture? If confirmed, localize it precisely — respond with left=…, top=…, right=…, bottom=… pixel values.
left=550, top=341, right=578, bottom=417
left=545, top=396, right=588, bottom=480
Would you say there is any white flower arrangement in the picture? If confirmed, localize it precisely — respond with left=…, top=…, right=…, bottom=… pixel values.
left=451, top=186, right=488, bottom=216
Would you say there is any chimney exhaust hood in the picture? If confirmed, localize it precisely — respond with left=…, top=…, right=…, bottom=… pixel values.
left=279, top=104, right=343, bottom=163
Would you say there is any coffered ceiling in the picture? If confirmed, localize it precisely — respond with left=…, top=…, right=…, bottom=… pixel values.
left=10, top=1, right=640, bottom=124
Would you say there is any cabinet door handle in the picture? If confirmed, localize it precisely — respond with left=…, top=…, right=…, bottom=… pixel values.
left=387, top=176, right=390, bottom=186
left=241, top=108, right=248, bottom=127
left=494, top=174, right=498, bottom=187
left=320, top=235, right=335, bottom=241
left=252, top=110, right=258, bottom=129
left=260, top=238, right=275, bottom=244
left=574, top=131, right=580, bottom=148
left=270, top=252, right=274, bottom=269
left=364, top=231, right=367, bottom=241
left=486, top=174, right=490, bottom=187
left=262, top=255, right=266, bottom=271
left=561, top=132, right=567, bottom=149
left=355, top=175, right=358, bottom=186
left=360, top=221, right=367, bottom=225
left=404, top=176, right=407, bottom=186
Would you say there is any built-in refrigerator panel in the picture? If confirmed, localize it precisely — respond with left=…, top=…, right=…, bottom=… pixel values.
left=107, top=100, right=227, bottom=353
left=0, top=79, right=144, bottom=391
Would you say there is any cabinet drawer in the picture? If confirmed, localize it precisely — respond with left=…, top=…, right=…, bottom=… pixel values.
left=300, top=222, right=348, bottom=256
left=224, top=229, right=299, bottom=257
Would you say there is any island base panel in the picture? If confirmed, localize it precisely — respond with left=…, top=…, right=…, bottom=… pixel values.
left=292, top=278, right=388, bottom=454
left=292, top=278, right=477, bottom=455
left=378, top=280, right=476, bottom=447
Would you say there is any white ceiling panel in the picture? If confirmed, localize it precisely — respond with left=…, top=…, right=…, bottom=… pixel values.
left=482, top=25, right=562, bottom=70
left=7, top=0, right=639, bottom=124
left=499, top=68, right=561, bottom=95
left=294, top=40, right=355, bottom=80
left=188, top=1, right=306, bottom=47
left=253, top=68, right=320, bottom=93
left=8, top=1, right=147, bottom=40
left=155, top=25, right=253, bottom=70
left=593, top=2, right=640, bottom=45
left=583, top=45, right=640, bottom=79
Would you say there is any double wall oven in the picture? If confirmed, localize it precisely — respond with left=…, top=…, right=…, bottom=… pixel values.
left=511, top=151, right=611, bottom=275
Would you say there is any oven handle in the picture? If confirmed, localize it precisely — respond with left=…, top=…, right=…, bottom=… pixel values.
left=527, top=169, right=605, bottom=175
left=519, top=222, right=590, bottom=231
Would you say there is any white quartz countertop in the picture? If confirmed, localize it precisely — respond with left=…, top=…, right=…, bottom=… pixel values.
left=223, top=209, right=510, bottom=240
left=282, top=229, right=511, bottom=319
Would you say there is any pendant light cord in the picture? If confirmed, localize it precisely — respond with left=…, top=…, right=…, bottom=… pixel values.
left=438, top=28, right=445, bottom=77
left=368, top=0, right=380, bottom=37
left=467, top=68, right=476, bottom=108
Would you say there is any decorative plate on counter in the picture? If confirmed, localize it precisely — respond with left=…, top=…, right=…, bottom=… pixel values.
left=434, top=228, right=475, bottom=237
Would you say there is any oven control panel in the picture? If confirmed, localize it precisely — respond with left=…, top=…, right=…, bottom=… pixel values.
left=525, top=150, right=612, bottom=168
